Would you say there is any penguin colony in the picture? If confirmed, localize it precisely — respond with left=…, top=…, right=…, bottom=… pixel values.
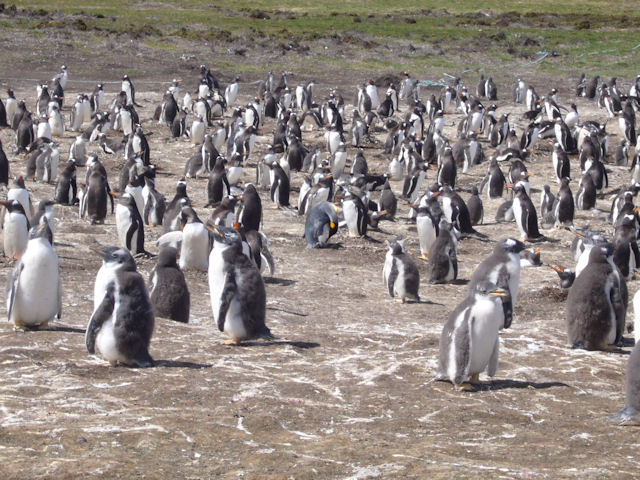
left=1, top=65, right=640, bottom=422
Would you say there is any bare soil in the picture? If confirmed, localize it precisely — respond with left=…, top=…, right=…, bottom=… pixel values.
left=0, top=25, right=639, bottom=480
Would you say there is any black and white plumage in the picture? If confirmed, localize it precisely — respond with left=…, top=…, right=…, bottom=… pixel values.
left=467, top=185, right=483, bottom=226
left=86, top=246, right=154, bottom=367
left=6, top=223, right=61, bottom=330
left=437, top=280, right=509, bottom=388
left=479, top=159, right=505, bottom=199
left=428, top=220, right=458, bottom=284
left=512, top=184, right=541, bottom=241
left=207, top=225, right=272, bottom=344
left=1, top=199, right=30, bottom=260
left=115, top=193, right=145, bottom=256
left=554, top=177, right=574, bottom=228
left=149, top=247, right=190, bottom=323
left=382, top=237, right=420, bottom=303
left=575, top=173, right=596, bottom=211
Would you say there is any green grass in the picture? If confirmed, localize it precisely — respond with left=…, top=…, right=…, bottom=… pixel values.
left=4, top=1, right=640, bottom=80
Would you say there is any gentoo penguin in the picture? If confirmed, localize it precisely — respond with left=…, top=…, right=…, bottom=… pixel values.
left=8, top=176, right=33, bottom=217
left=614, top=140, right=629, bottom=166
left=341, top=189, right=368, bottom=238
left=428, top=220, right=458, bottom=284
left=512, top=184, right=541, bottom=241
left=86, top=246, right=154, bottom=367
left=539, top=185, right=555, bottom=218
left=520, top=248, right=542, bottom=267
left=236, top=184, right=262, bottom=232
left=269, top=160, right=290, bottom=208
left=437, top=146, right=457, bottom=189
left=467, top=185, right=483, bottom=226
left=148, top=246, right=190, bottom=323
left=225, top=76, right=240, bottom=108
left=142, top=177, right=165, bottom=226
left=479, top=158, right=506, bottom=199
left=159, top=205, right=210, bottom=271
left=485, top=77, right=497, bottom=100
left=468, top=238, right=525, bottom=324
left=162, top=179, right=190, bottom=233
left=208, top=195, right=237, bottom=228
left=205, top=156, right=230, bottom=207
left=121, top=74, right=139, bottom=106
left=1, top=199, right=30, bottom=260
left=554, top=177, right=574, bottom=228
left=382, top=237, right=420, bottom=303
left=304, top=202, right=339, bottom=248
left=207, top=225, right=273, bottom=344
left=611, top=298, right=640, bottom=424
left=0, top=139, right=9, bottom=187
left=48, top=104, right=65, bottom=138
left=436, top=281, right=509, bottom=389
left=83, top=168, right=112, bottom=224
left=552, top=143, right=570, bottom=184
left=379, top=180, right=398, bottom=219
left=30, top=200, right=55, bottom=244
left=566, top=245, right=625, bottom=350
left=575, top=173, right=596, bottom=210
left=416, top=199, right=441, bottom=259
left=114, top=193, right=146, bottom=256
left=7, top=222, right=61, bottom=330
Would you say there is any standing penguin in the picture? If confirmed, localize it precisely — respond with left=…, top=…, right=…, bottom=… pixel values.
left=554, top=177, right=574, bottom=228
left=86, top=246, right=154, bottom=367
left=0, top=139, right=9, bottom=187
left=114, top=193, right=146, bottom=256
left=6, top=222, right=61, bottom=330
left=207, top=225, right=273, bottom=344
left=236, top=183, right=262, bottom=232
left=158, top=205, right=210, bottom=271
left=428, top=220, right=458, bottom=284
left=305, top=202, right=339, bottom=249
left=269, top=160, right=290, bottom=208
left=467, top=185, right=483, bottom=226
left=575, top=173, right=597, bottom=210
left=382, top=237, right=420, bottom=303
left=512, top=184, right=541, bottom=241
left=566, top=245, right=626, bottom=350
left=142, top=177, right=166, bottom=227
left=437, top=281, right=509, bottom=389
left=1, top=199, right=30, bottom=260
left=611, top=310, right=640, bottom=424
left=342, top=189, right=368, bottom=238
left=149, top=246, right=190, bottom=323
left=83, top=168, right=113, bottom=224
left=479, top=158, right=506, bottom=199
left=30, top=200, right=55, bottom=244
left=205, top=156, right=231, bottom=207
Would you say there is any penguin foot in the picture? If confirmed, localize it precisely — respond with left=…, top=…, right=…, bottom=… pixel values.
left=469, top=373, right=481, bottom=385
left=38, top=320, right=49, bottom=329
left=393, top=297, right=405, bottom=304
left=420, top=253, right=429, bottom=261
left=13, top=321, right=29, bottom=332
left=456, top=382, right=476, bottom=392
left=603, top=343, right=618, bottom=352
left=223, top=337, right=242, bottom=345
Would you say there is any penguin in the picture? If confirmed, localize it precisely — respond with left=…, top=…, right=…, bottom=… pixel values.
left=566, top=245, right=626, bottom=351
left=205, top=156, right=231, bottom=207
left=16, top=110, right=34, bottom=153
left=512, top=184, right=541, bottom=241
left=552, top=143, right=570, bottom=184
left=479, top=158, right=506, bottom=199
left=8, top=176, right=33, bottom=217
left=342, top=189, right=368, bottom=238
left=554, top=177, right=574, bottom=228
left=611, top=300, right=640, bottom=424
left=6, top=222, right=61, bottom=330
left=575, top=173, right=597, bottom=210
left=0, top=139, right=9, bottom=187
left=30, top=200, right=55, bottom=244
left=613, top=215, right=640, bottom=281
left=5, top=88, right=17, bottom=126
left=1, top=199, right=30, bottom=260
left=539, top=184, right=555, bottom=219
left=436, top=281, right=509, bottom=389
left=86, top=246, right=154, bottom=367
left=236, top=184, right=262, bottom=232
left=142, top=177, right=165, bottom=227
left=379, top=180, right=398, bottom=219
left=382, top=237, right=420, bottom=303
left=428, top=219, right=458, bottom=284
left=207, top=225, right=273, bottom=344
left=121, top=74, right=139, bottom=106
left=162, top=179, right=190, bottom=233
left=83, top=165, right=113, bottom=224
left=437, top=146, right=457, bottom=189
left=48, top=104, right=65, bottom=138
left=304, top=201, right=339, bottom=249
left=520, top=248, right=542, bottom=267
left=468, top=238, right=525, bottom=324
left=209, top=195, right=237, bottom=228
left=416, top=199, right=441, bottom=259
left=114, top=193, right=146, bottom=256
left=0, top=94, right=7, bottom=128
left=615, top=140, right=629, bottom=166
left=269, top=160, right=290, bottom=208
left=467, top=185, right=483, bottom=226
left=485, top=77, right=497, bottom=101
left=148, top=246, right=190, bottom=324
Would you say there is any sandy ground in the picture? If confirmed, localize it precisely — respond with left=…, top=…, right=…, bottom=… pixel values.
left=0, top=30, right=640, bottom=479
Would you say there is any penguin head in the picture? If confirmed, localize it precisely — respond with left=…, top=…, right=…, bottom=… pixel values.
left=29, top=218, right=52, bottom=243
left=0, top=199, right=26, bottom=215
left=498, top=238, right=526, bottom=255
left=91, top=245, right=136, bottom=271
left=386, top=237, right=407, bottom=255
left=473, top=280, right=508, bottom=299
left=157, top=246, right=179, bottom=269
left=208, top=224, right=242, bottom=248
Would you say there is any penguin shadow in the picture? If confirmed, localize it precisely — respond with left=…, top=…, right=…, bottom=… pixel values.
left=53, top=241, right=74, bottom=248
left=153, top=359, right=212, bottom=369
left=447, top=279, right=469, bottom=286
left=471, top=379, right=570, bottom=392
left=363, top=235, right=383, bottom=244
left=266, top=306, right=307, bottom=317
left=229, top=339, right=320, bottom=349
left=264, top=277, right=296, bottom=286
left=40, top=325, right=86, bottom=334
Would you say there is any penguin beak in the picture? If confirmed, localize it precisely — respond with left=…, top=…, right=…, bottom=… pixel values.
left=233, top=222, right=241, bottom=230
left=432, top=192, right=440, bottom=197
left=110, top=192, right=120, bottom=198
left=550, top=264, right=564, bottom=273
left=572, top=231, right=585, bottom=238
left=0, top=201, right=7, bottom=207
left=89, top=245, right=110, bottom=258
left=489, top=288, right=508, bottom=297
left=379, top=210, right=388, bottom=216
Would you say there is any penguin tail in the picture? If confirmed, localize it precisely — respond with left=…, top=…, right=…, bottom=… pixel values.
left=260, top=327, right=276, bottom=341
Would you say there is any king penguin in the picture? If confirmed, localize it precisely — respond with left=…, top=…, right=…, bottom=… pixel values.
left=304, top=201, right=339, bottom=249
left=149, top=246, right=190, bottom=323
left=6, top=222, right=61, bottom=330
left=566, top=245, right=626, bottom=350
left=86, top=246, right=154, bottom=367
left=437, top=280, right=509, bottom=389
left=207, top=225, right=273, bottom=344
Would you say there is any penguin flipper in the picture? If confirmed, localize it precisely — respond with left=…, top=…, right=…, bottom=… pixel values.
left=259, top=232, right=276, bottom=276
left=56, top=274, right=62, bottom=320
left=6, top=263, right=23, bottom=322
left=85, top=283, right=115, bottom=354
left=387, top=261, right=399, bottom=298
left=157, top=231, right=184, bottom=247
left=217, top=272, right=237, bottom=332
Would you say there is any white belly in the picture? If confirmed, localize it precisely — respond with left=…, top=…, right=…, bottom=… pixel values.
left=468, top=299, right=503, bottom=375
left=4, top=214, right=28, bottom=259
left=96, top=317, right=127, bottom=364
left=416, top=216, right=436, bottom=255
left=343, top=201, right=359, bottom=237
left=512, top=198, right=526, bottom=239
left=181, top=224, right=210, bottom=271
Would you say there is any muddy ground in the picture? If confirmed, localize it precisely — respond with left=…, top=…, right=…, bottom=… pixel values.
left=1, top=25, right=640, bottom=480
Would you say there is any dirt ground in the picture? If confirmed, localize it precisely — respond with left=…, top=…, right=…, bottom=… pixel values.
left=1, top=26, right=640, bottom=480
